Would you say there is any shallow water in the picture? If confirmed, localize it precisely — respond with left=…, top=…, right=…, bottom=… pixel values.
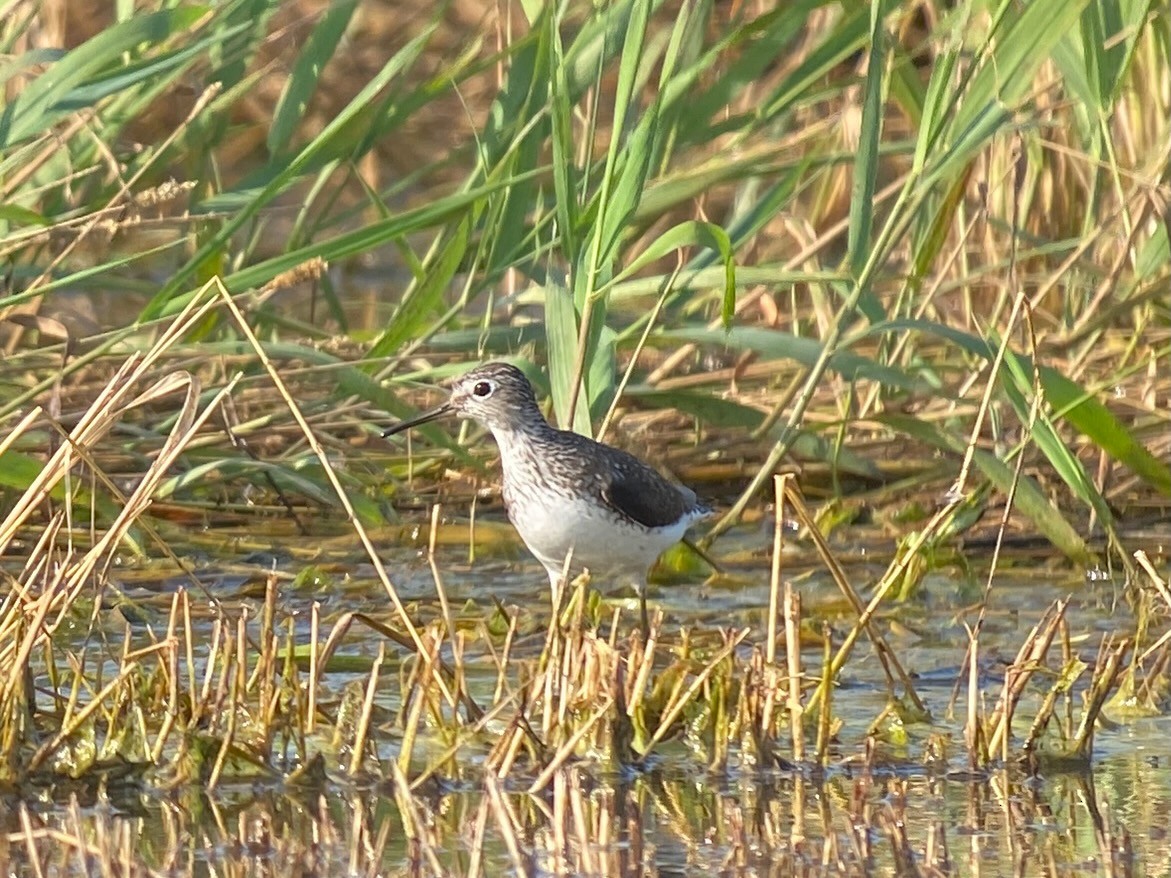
left=3, top=514, right=1168, bottom=876
left=2, top=753, right=1164, bottom=875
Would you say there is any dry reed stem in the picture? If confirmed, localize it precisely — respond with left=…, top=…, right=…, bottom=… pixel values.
left=0, top=405, right=40, bottom=459
left=490, top=712, right=529, bottom=778
left=1136, top=548, right=1171, bottom=614
left=640, top=628, right=749, bottom=755
left=195, top=616, right=224, bottom=728
left=206, top=619, right=243, bottom=790
left=965, top=620, right=982, bottom=768
left=626, top=620, right=658, bottom=717
left=783, top=482, right=927, bottom=714
left=814, top=624, right=833, bottom=765
left=528, top=697, right=613, bottom=793
left=785, top=579, right=804, bottom=763
left=18, top=804, right=44, bottom=878
left=350, top=640, right=385, bottom=775
left=255, top=573, right=278, bottom=723
left=398, top=633, right=437, bottom=777
left=986, top=599, right=1068, bottom=759
left=465, top=792, right=491, bottom=878
left=485, top=775, right=526, bottom=874
left=1021, top=665, right=1066, bottom=756
left=390, top=764, right=444, bottom=876
left=1073, top=638, right=1129, bottom=759
left=0, top=285, right=231, bottom=725
left=489, top=608, right=519, bottom=706
left=213, top=280, right=429, bottom=656
left=767, top=474, right=785, bottom=666
left=550, top=770, right=570, bottom=874
left=149, top=590, right=182, bottom=763
left=307, top=600, right=321, bottom=735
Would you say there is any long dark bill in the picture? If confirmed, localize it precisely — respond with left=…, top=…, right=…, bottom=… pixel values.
left=381, top=403, right=454, bottom=437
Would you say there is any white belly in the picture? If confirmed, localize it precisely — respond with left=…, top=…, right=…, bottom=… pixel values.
left=505, top=491, right=690, bottom=581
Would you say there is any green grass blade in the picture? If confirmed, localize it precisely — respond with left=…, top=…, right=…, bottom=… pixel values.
left=868, top=319, right=1171, bottom=497
left=268, top=0, right=359, bottom=154
left=0, top=8, right=208, bottom=148
left=368, top=217, right=472, bottom=361
left=548, top=9, right=580, bottom=269
left=881, top=413, right=1091, bottom=563
left=930, top=0, right=1093, bottom=184
left=661, top=326, right=933, bottom=391
left=846, top=0, right=887, bottom=323
left=544, top=277, right=589, bottom=432
left=142, top=19, right=440, bottom=318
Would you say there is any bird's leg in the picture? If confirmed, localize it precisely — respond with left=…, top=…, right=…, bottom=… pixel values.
left=637, top=580, right=650, bottom=641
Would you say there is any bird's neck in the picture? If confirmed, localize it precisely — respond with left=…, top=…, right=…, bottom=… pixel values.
left=487, top=406, right=556, bottom=452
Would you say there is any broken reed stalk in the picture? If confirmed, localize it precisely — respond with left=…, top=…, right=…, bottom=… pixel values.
left=151, top=590, right=182, bottom=763
left=767, top=474, right=785, bottom=666
left=815, top=623, right=833, bottom=766
left=1135, top=550, right=1171, bottom=612
left=489, top=607, right=518, bottom=706
left=466, top=792, right=491, bottom=878
left=392, top=763, right=444, bottom=874
left=1021, top=668, right=1065, bottom=759
left=397, top=634, right=434, bottom=777
left=965, top=621, right=983, bottom=768
left=770, top=473, right=809, bottom=763
left=308, top=601, right=321, bottom=734
left=207, top=616, right=244, bottom=790
left=1059, top=616, right=1076, bottom=738
left=485, top=776, right=527, bottom=874
left=1135, top=550, right=1171, bottom=664
left=1073, top=637, right=1129, bottom=760
left=427, top=503, right=461, bottom=667
left=986, top=599, right=1068, bottom=759
left=351, top=641, right=386, bottom=775
left=254, top=572, right=279, bottom=756
left=281, top=614, right=304, bottom=764
left=627, top=618, right=658, bottom=718
left=785, top=580, right=804, bottom=763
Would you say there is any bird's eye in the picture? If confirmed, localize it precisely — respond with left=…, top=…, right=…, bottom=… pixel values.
left=472, top=380, right=493, bottom=398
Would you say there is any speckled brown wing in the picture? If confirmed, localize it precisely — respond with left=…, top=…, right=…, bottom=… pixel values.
left=598, top=452, right=703, bottom=530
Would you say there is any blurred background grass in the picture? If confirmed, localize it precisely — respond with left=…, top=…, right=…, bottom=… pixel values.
left=0, top=0, right=1167, bottom=562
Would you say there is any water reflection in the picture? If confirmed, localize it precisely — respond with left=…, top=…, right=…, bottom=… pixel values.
left=0, top=758, right=1154, bottom=876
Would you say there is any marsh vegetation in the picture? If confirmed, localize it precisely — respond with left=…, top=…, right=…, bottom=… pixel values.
left=0, top=0, right=1168, bottom=873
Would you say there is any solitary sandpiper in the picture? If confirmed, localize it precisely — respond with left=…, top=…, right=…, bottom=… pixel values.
left=382, top=362, right=712, bottom=634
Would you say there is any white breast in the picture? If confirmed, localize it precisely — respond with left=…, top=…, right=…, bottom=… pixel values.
left=504, top=488, right=694, bottom=581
